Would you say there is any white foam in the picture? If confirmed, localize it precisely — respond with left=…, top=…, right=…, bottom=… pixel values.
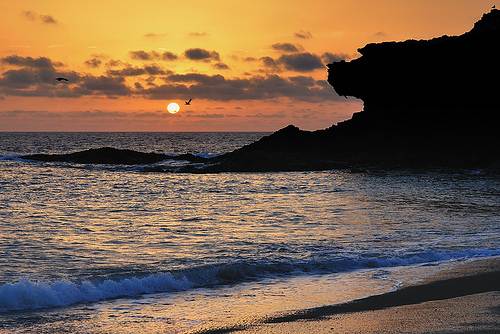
left=0, top=248, right=498, bottom=313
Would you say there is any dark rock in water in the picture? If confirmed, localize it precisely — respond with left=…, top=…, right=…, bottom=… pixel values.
left=23, top=147, right=168, bottom=165
left=23, top=147, right=210, bottom=165
left=201, top=10, right=500, bottom=173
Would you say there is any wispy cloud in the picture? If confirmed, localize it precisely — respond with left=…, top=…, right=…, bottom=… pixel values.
left=188, top=32, right=208, bottom=37
left=294, top=30, right=312, bottom=39
left=22, top=10, right=58, bottom=25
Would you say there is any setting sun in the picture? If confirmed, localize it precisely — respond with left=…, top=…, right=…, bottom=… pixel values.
left=167, top=102, right=180, bottom=114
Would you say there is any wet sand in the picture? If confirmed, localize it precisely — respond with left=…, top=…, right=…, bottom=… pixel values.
left=193, top=258, right=500, bottom=334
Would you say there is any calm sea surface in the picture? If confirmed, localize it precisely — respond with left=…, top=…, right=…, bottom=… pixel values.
left=0, top=133, right=499, bottom=333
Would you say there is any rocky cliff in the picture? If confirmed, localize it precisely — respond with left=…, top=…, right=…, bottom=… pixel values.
left=206, top=10, right=500, bottom=172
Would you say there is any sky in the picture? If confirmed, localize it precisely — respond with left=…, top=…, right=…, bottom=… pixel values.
left=0, top=0, right=496, bottom=131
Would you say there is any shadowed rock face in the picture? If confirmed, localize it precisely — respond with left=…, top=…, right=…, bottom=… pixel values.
left=205, top=10, right=500, bottom=172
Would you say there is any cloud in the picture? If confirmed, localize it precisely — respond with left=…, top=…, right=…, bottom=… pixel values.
left=0, top=55, right=131, bottom=97
left=143, top=33, right=167, bottom=39
left=1, top=55, right=63, bottom=69
left=22, top=11, right=37, bottom=21
left=0, top=55, right=340, bottom=102
left=184, top=48, right=220, bottom=62
left=243, top=57, right=257, bottom=62
left=188, top=32, right=208, bottom=37
left=213, top=62, right=230, bottom=70
left=320, top=52, right=349, bottom=64
left=162, top=52, right=178, bottom=61
left=40, top=15, right=57, bottom=24
left=22, top=10, right=58, bottom=24
left=84, top=58, right=102, bottom=68
left=277, top=52, right=324, bottom=72
left=106, top=59, right=123, bottom=67
left=294, top=30, right=313, bottom=39
left=76, top=75, right=130, bottom=97
left=259, top=52, right=328, bottom=72
left=260, top=56, right=281, bottom=71
left=129, top=50, right=160, bottom=61
left=107, top=64, right=170, bottom=76
left=129, top=50, right=178, bottom=61
left=144, top=73, right=340, bottom=102
left=271, top=43, right=301, bottom=53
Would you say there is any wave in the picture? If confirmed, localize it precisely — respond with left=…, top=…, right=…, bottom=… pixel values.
left=1, top=248, right=499, bottom=313
left=0, top=150, right=217, bottom=173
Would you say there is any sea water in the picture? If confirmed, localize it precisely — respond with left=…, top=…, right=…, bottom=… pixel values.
left=0, top=132, right=499, bottom=333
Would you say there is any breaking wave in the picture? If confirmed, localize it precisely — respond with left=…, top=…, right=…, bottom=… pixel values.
left=1, top=248, right=499, bottom=313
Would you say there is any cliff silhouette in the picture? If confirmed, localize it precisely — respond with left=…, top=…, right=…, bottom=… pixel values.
left=24, top=10, right=500, bottom=172
left=204, top=9, right=500, bottom=172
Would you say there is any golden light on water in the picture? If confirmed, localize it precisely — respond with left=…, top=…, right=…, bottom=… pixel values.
left=167, top=102, right=180, bottom=114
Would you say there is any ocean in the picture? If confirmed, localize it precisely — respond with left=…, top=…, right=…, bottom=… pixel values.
left=0, top=132, right=499, bottom=333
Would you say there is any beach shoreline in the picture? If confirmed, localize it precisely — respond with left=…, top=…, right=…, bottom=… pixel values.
left=193, top=257, right=500, bottom=334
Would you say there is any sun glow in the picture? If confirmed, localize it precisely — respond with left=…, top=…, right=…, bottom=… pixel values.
left=167, top=102, right=180, bottom=114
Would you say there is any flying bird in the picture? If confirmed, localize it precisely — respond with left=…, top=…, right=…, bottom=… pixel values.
left=55, top=77, right=69, bottom=82
left=185, top=98, right=192, bottom=105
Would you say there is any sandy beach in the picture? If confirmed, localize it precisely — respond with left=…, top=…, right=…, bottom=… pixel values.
left=194, top=258, right=500, bottom=334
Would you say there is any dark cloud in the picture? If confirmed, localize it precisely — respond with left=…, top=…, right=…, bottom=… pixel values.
left=106, top=59, right=123, bottom=67
left=144, top=73, right=340, bottom=102
left=1, top=55, right=63, bottom=69
left=294, top=30, right=313, bottom=39
left=243, top=57, right=257, bottom=62
left=84, top=58, right=102, bottom=68
left=213, top=62, right=230, bottom=70
left=184, top=48, right=220, bottom=62
left=271, top=43, right=301, bottom=53
left=129, top=50, right=177, bottom=61
left=373, top=31, right=387, bottom=38
left=162, top=52, right=178, bottom=61
left=40, top=15, right=57, bottom=24
left=22, top=10, right=58, bottom=24
left=0, top=55, right=340, bottom=102
left=188, top=32, right=208, bottom=37
left=320, top=52, right=349, bottom=64
left=107, top=64, right=170, bottom=76
left=76, top=75, right=130, bottom=97
left=166, top=73, right=226, bottom=85
left=277, top=52, right=324, bottom=72
left=260, top=56, right=281, bottom=71
left=0, top=55, right=131, bottom=98
left=0, top=56, right=79, bottom=93
left=259, top=52, right=326, bottom=72
left=288, top=75, right=316, bottom=86
left=129, top=50, right=160, bottom=61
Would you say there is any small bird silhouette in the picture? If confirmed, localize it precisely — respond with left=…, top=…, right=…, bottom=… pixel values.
left=55, top=77, right=69, bottom=82
left=185, top=98, right=192, bottom=105
left=493, top=5, right=496, bottom=9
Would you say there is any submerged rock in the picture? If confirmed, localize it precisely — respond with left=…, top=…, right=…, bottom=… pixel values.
left=23, top=147, right=208, bottom=165
left=23, top=147, right=168, bottom=165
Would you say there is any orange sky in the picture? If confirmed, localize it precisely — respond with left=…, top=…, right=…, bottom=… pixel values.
left=0, top=0, right=495, bottom=131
